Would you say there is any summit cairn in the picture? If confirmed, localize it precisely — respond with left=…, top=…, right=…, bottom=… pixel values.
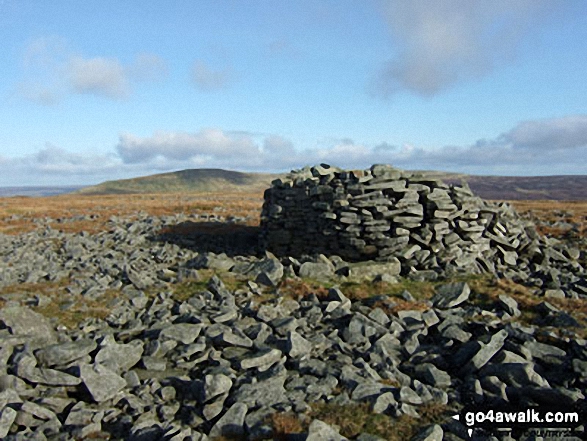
left=260, top=164, right=547, bottom=277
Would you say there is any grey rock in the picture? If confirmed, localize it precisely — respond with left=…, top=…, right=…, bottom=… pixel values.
left=414, top=363, right=451, bottom=388
left=523, top=340, right=566, bottom=362
left=20, top=367, right=81, bottom=386
left=466, top=329, right=509, bottom=372
left=479, top=362, right=549, bottom=388
left=0, top=306, right=57, bottom=347
left=299, top=262, right=334, bottom=280
left=78, top=363, right=127, bottom=402
left=141, top=356, right=167, bottom=371
left=351, top=382, right=386, bottom=401
left=498, top=294, right=520, bottom=316
left=203, top=374, right=233, bottom=402
left=432, top=282, right=470, bottom=309
left=35, top=339, right=97, bottom=367
left=306, top=419, right=348, bottom=441
left=348, top=260, right=401, bottom=280
left=159, top=323, right=203, bottom=344
left=233, top=375, right=288, bottom=408
left=399, top=386, right=423, bottom=405
left=208, top=402, right=248, bottom=439
left=216, top=330, right=254, bottom=348
left=0, top=406, right=17, bottom=438
left=411, top=424, right=443, bottom=441
left=251, top=257, right=284, bottom=287
left=94, top=336, right=144, bottom=373
left=240, top=348, right=283, bottom=370
left=372, top=391, right=397, bottom=414
left=285, top=331, right=313, bottom=358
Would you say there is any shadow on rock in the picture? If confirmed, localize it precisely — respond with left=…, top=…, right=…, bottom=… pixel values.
left=151, top=221, right=263, bottom=257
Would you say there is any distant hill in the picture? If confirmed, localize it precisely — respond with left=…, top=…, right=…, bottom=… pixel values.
left=443, top=174, right=587, bottom=201
left=76, top=169, right=280, bottom=195
left=74, top=167, right=587, bottom=200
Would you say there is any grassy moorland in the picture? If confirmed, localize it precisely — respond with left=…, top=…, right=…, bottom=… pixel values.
left=0, top=191, right=264, bottom=235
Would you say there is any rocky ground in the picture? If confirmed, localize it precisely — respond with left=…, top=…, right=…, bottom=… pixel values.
left=0, top=210, right=586, bottom=440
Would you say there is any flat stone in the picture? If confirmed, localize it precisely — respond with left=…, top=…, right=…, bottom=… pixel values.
left=78, top=363, right=126, bottom=403
left=306, top=419, right=348, bottom=441
left=498, top=294, right=520, bottom=317
left=94, top=336, right=144, bottom=373
left=20, top=367, right=81, bottom=386
left=0, top=306, right=57, bottom=347
left=159, top=323, right=203, bottom=344
left=351, top=382, right=386, bottom=401
left=432, top=282, right=470, bottom=309
left=399, top=386, right=423, bottom=405
left=414, top=363, right=451, bottom=388
left=35, top=339, right=97, bottom=367
left=203, top=374, right=233, bottom=402
left=141, top=356, right=167, bottom=371
left=348, top=259, right=401, bottom=280
left=0, top=406, right=17, bottom=438
left=240, top=348, right=283, bottom=370
left=209, top=402, right=248, bottom=439
left=480, top=362, right=549, bottom=388
left=233, top=375, right=288, bottom=408
left=251, top=257, right=284, bottom=287
left=299, top=262, right=334, bottom=280
left=372, top=391, right=397, bottom=414
left=285, top=331, right=313, bottom=358
left=466, top=329, right=509, bottom=372
left=216, top=331, right=254, bottom=348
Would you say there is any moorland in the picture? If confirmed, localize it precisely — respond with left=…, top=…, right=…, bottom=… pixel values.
left=0, top=168, right=586, bottom=440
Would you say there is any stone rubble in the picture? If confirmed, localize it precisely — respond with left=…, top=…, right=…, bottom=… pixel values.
left=0, top=164, right=585, bottom=440
left=0, top=269, right=586, bottom=440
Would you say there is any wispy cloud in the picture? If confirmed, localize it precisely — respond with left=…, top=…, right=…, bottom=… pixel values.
left=191, top=60, right=234, bottom=91
left=2, top=115, right=586, bottom=186
left=16, top=37, right=168, bottom=103
left=371, top=0, right=553, bottom=97
left=67, top=56, right=129, bottom=99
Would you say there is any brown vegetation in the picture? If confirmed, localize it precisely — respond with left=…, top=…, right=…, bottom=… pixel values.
left=510, top=200, right=587, bottom=239
left=0, top=191, right=264, bottom=235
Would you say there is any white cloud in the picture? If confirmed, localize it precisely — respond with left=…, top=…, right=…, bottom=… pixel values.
left=0, top=144, right=126, bottom=186
left=191, top=60, right=233, bottom=91
left=263, top=135, right=295, bottom=155
left=382, top=115, right=587, bottom=174
left=503, top=115, right=587, bottom=150
left=67, top=56, right=129, bottom=99
left=371, top=0, right=553, bottom=97
left=116, top=129, right=261, bottom=164
left=16, top=37, right=167, bottom=103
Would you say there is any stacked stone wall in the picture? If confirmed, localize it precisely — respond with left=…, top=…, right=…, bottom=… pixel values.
left=260, top=164, right=544, bottom=276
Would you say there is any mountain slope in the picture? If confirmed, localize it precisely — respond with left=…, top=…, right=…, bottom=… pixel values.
left=76, top=169, right=280, bottom=195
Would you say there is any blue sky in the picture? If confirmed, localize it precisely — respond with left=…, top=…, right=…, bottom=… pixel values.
left=1, top=0, right=587, bottom=186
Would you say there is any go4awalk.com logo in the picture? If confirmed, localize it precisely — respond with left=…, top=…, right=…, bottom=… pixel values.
left=453, top=403, right=587, bottom=439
